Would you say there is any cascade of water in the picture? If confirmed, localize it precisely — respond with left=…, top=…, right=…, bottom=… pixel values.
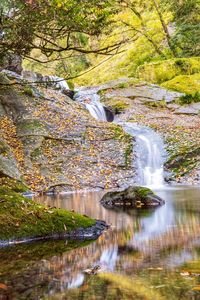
left=121, top=123, right=166, bottom=187
left=76, top=87, right=166, bottom=186
left=75, top=87, right=107, bottom=122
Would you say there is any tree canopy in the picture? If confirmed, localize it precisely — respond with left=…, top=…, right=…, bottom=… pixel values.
left=0, top=0, right=121, bottom=64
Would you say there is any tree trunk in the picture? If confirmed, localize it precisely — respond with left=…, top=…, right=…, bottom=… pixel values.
left=152, top=0, right=177, bottom=57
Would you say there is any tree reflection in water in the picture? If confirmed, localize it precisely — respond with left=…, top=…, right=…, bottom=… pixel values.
left=1, top=186, right=200, bottom=299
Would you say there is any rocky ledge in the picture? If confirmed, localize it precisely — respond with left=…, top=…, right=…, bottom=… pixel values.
left=0, top=220, right=109, bottom=248
left=100, top=186, right=165, bottom=209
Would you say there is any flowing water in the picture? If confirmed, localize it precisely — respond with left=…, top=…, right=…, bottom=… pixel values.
left=1, top=88, right=200, bottom=299
left=76, top=87, right=166, bottom=186
left=121, top=122, right=166, bottom=187
left=75, top=87, right=107, bottom=121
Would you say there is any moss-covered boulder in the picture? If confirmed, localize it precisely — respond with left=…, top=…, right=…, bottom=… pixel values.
left=100, top=186, right=165, bottom=209
left=161, top=73, right=200, bottom=95
left=0, top=187, right=108, bottom=245
left=137, top=57, right=200, bottom=84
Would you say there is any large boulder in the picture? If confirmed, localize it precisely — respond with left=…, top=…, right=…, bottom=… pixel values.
left=100, top=186, right=165, bottom=209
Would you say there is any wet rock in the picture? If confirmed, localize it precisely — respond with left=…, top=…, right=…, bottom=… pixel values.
left=0, top=220, right=109, bottom=247
left=62, top=89, right=75, bottom=99
left=100, top=186, right=165, bottom=209
left=104, top=106, right=114, bottom=122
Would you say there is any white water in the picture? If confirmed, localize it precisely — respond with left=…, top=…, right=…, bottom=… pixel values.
left=122, top=123, right=166, bottom=187
left=75, top=87, right=107, bottom=121
left=76, top=88, right=166, bottom=186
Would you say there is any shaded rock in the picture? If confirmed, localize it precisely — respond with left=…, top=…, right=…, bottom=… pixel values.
left=62, top=89, right=75, bottom=99
left=0, top=73, right=26, bottom=119
left=100, top=186, right=165, bottom=209
left=104, top=106, right=114, bottom=122
left=1, top=54, right=22, bottom=74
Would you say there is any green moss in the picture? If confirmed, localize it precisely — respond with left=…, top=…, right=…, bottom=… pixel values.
left=161, top=73, right=200, bottom=99
left=0, top=187, right=95, bottom=241
left=113, top=125, right=131, bottom=144
left=178, top=92, right=200, bottom=105
left=180, top=259, right=200, bottom=275
left=116, top=82, right=129, bottom=89
left=124, top=144, right=132, bottom=167
left=30, top=147, right=42, bottom=158
left=0, top=177, right=28, bottom=193
left=135, top=187, right=154, bottom=198
left=145, top=100, right=167, bottom=108
left=22, top=86, right=35, bottom=97
left=17, top=119, right=48, bottom=136
left=137, top=57, right=200, bottom=84
left=104, top=97, right=130, bottom=114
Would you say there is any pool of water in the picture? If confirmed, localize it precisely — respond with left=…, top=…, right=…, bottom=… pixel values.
left=1, top=186, right=200, bottom=299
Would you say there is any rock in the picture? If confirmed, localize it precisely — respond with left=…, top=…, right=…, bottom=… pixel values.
left=0, top=139, right=21, bottom=180
left=1, top=54, right=22, bottom=74
left=22, top=71, right=69, bottom=91
left=104, top=106, right=114, bottom=122
left=175, top=103, right=200, bottom=115
left=83, top=265, right=101, bottom=275
left=62, top=89, right=75, bottom=99
left=104, top=84, right=183, bottom=103
left=0, top=73, right=26, bottom=119
left=100, top=186, right=165, bottom=209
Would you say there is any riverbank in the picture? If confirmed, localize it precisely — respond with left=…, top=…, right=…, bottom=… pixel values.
left=0, top=186, right=108, bottom=246
left=0, top=71, right=134, bottom=193
left=99, top=79, right=200, bottom=184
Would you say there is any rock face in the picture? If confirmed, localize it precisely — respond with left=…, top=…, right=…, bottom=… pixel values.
left=0, top=72, right=134, bottom=192
left=104, top=84, right=183, bottom=103
left=100, top=186, right=165, bottom=209
left=1, top=54, right=23, bottom=74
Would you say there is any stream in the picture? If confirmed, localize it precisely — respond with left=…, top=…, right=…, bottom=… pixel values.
left=1, top=88, right=200, bottom=299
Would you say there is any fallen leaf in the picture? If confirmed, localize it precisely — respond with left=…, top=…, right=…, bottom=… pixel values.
left=0, top=283, right=8, bottom=290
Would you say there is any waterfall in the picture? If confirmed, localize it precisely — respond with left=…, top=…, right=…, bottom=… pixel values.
left=75, top=87, right=166, bottom=186
left=75, top=87, right=107, bottom=122
left=121, top=123, right=166, bottom=187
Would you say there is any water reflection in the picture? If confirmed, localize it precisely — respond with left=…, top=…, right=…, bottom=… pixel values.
left=1, top=186, right=200, bottom=299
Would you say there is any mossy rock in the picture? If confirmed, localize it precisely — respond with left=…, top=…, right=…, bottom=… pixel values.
left=103, top=97, right=130, bottom=114
left=0, top=177, right=28, bottom=193
left=17, top=119, right=48, bottom=136
left=100, top=186, right=165, bottom=209
left=161, top=73, right=200, bottom=101
left=137, top=57, right=200, bottom=84
left=0, top=187, right=95, bottom=241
